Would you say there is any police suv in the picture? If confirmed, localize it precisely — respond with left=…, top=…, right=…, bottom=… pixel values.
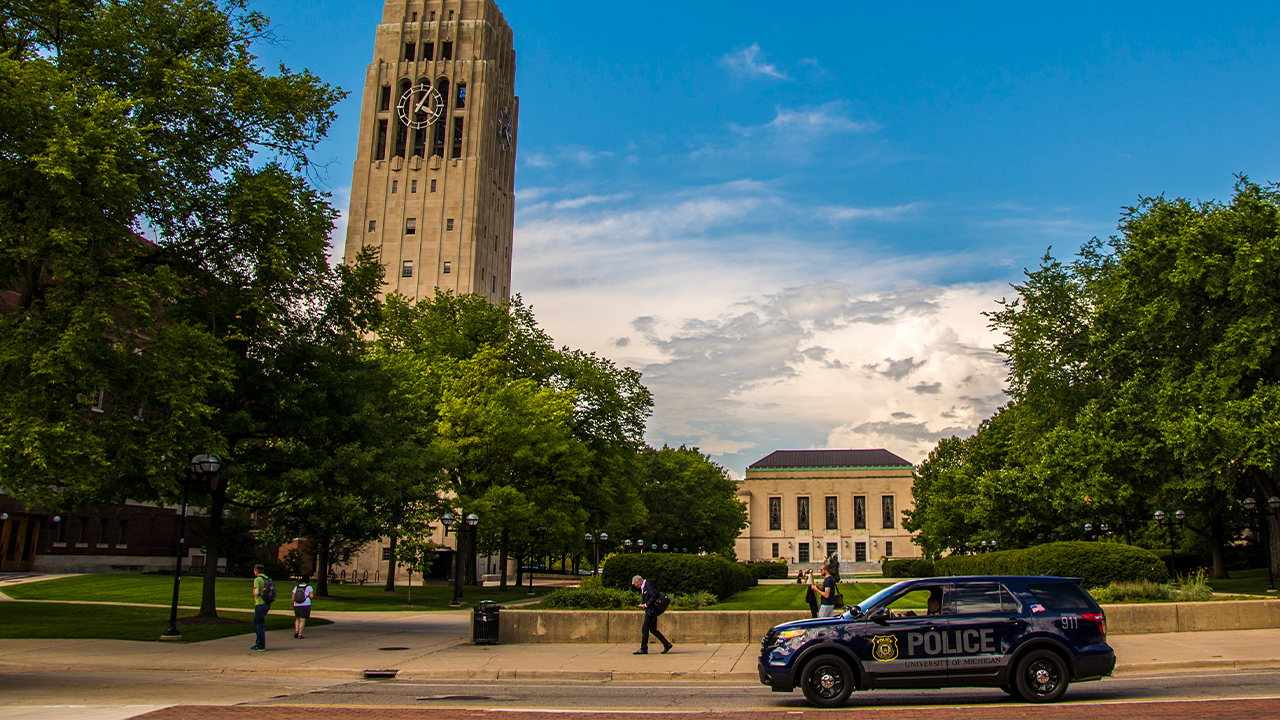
left=758, top=576, right=1115, bottom=707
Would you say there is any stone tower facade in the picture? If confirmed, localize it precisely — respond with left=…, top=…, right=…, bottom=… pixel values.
left=344, top=0, right=518, bottom=302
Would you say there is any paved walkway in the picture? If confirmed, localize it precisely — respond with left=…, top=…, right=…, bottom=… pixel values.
left=0, top=607, right=1278, bottom=680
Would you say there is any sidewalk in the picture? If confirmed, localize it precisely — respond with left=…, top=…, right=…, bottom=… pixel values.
left=0, top=609, right=1278, bottom=681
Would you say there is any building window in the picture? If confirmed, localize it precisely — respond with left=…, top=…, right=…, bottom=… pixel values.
left=451, top=117, right=464, bottom=158
left=405, top=218, right=416, bottom=235
left=411, top=12, right=417, bottom=22
left=448, top=10, right=454, bottom=21
left=54, top=518, right=63, bottom=543
left=825, top=496, right=838, bottom=530
left=97, top=519, right=107, bottom=545
left=375, top=119, right=388, bottom=161
left=411, top=179, right=418, bottom=193
left=424, top=42, right=434, bottom=61
left=402, top=260, right=413, bottom=278
left=492, top=277, right=496, bottom=293
left=446, top=218, right=454, bottom=231
left=442, top=41, right=453, bottom=60
left=391, top=180, right=398, bottom=194
left=116, top=520, right=127, bottom=546
left=456, top=84, right=466, bottom=108
left=771, top=542, right=779, bottom=559
left=430, top=11, right=435, bottom=21
left=76, top=517, right=88, bottom=544
left=855, top=541, right=866, bottom=562
left=379, top=86, right=392, bottom=112
left=443, top=261, right=451, bottom=274
left=404, top=43, right=416, bottom=62
left=768, top=497, right=781, bottom=531
left=382, top=547, right=392, bottom=561
left=854, top=495, right=866, bottom=530
left=826, top=542, right=838, bottom=560
left=796, top=497, right=810, bottom=531
left=368, top=220, right=376, bottom=232
left=886, top=541, right=894, bottom=558
left=430, top=179, right=437, bottom=192
left=798, top=543, right=810, bottom=563
left=882, top=495, right=895, bottom=530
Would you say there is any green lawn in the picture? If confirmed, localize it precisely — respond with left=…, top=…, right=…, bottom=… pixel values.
left=0, top=601, right=327, bottom=643
left=711, top=582, right=917, bottom=611
left=1206, top=568, right=1280, bottom=596
left=3, top=574, right=548, bottom=611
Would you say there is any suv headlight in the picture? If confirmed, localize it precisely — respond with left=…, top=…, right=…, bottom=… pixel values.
left=776, top=629, right=807, bottom=640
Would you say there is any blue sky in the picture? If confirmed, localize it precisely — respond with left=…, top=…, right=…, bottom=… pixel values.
left=254, top=1, right=1280, bottom=473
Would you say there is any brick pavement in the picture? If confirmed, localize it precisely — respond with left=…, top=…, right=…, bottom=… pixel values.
left=134, top=697, right=1280, bottom=720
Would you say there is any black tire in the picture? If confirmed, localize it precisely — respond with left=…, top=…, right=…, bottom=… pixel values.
left=799, top=654, right=855, bottom=708
left=1013, top=649, right=1069, bottom=703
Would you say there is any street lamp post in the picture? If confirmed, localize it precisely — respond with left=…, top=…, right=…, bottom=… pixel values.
left=1154, top=509, right=1186, bottom=587
left=637, top=539, right=645, bottom=554
left=584, top=532, right=609, bottom=575
left=624, top=539, right=633, bottom=553
left=442, top=512, right=480, bottom=607
left=1242, top=497, right=1280, bottom=593
left=162, top=455, right=219, bottom=640
left=528, top=525, right=547, bottom=596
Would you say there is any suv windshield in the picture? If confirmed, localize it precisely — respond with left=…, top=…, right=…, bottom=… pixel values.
left=858, top=581, right=914, bottom=611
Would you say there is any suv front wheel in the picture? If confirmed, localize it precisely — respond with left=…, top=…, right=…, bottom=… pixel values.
left=799, top=654, right=854, bottom=708
left=1014, top=649, right=1069, bottom=703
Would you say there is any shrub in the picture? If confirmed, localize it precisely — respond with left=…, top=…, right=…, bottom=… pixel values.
left=535, top=586, right=640, bottom=610
left=1089, top=570, right=1213, bottom=604
left=883, top=558, right=936, bottom=578
left=933, top=541, right=1168, bottom=588
left=670, top=591, right=719, bottom=610
left=744, top=561, right=789, bottom=579
left=601, top=553, right=756, bottom=600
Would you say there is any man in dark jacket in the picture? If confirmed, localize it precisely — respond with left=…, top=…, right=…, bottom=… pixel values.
left=631, top=575, right=673, bottom=655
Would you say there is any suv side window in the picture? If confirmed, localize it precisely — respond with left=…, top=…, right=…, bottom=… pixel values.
left=1025, top=582, right=1095, bottom=610
left=883, top=583, right=946, bottom=618
left=1000, top=585, right=1023, bottom=613
left=949, top=583, right=1003, bottom=614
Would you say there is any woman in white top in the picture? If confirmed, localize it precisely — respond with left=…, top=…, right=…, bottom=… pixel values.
left=292, top=573, right=315, bottom=639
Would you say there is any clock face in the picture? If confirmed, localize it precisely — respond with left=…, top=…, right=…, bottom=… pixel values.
left=498, top=106, right=512, bottom=152
left=397, top=83, right=443, bottom=129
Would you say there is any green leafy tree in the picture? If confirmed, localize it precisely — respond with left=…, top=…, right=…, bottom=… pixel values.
left=628, top=445, right=747, bottom=556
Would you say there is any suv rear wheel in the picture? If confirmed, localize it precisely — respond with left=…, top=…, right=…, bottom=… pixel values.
left=1014, top=649, right=1069, bottom=703
left=799, top=654, right=854, bottom=708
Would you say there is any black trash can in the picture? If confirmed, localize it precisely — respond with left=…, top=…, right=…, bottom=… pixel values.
left=472, top=600, right=501, bottom=645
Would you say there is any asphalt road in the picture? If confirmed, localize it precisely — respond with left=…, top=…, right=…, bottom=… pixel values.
left=5, top=667, right=1280, bottom=718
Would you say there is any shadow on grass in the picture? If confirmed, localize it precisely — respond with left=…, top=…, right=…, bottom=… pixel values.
left=0, top=602, right=330, bottom=643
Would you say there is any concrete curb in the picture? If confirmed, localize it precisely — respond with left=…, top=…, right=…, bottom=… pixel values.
left=1113, top=658, right=1280, bottom=675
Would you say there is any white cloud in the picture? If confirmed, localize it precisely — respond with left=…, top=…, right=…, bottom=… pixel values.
left=767, top=107, right=880, bottom=135
left=720, top=43, right=789, bottom=80
left=552, top=193, right=632, bottom=210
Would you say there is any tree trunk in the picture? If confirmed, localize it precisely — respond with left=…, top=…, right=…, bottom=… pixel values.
left=197, top=480, right=227, bottom=618
left=1209, top=513, right=1229, bottom=580
left=499, top=529, right=509, bottom=588
left=1119, top=507, right=1133, bottom=545
left=384, top=534, right=398, bottom=591
left=514, top=549, right=524, bottom=588
left=316, top=540, right=331, bottom=596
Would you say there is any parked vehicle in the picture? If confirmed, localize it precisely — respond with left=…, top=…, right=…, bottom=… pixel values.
left=758, top=575, right=1115, bottom=707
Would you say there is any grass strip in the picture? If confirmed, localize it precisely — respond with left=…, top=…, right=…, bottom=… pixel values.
left=0, top=602, right=329, bottom=643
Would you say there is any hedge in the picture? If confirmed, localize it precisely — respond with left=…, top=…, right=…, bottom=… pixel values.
left=537, top=586, right=641, bottom=609
left=601, top=553, right=756, bottom=600
left=883, top=558, right=935, bottom=578
left=933, top=541, right=1168, bottom=588
left=744, top=561, right=790, bottom=579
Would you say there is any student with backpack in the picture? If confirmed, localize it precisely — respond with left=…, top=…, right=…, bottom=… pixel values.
left=292, top=574, right=315, bottom=639
left=631, top=575, right=673, bottom=655
left=250, top=564, right=276, bottom=651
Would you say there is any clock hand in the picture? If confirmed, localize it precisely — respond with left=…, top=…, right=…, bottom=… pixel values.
left=414, top=91, right=430, bottom=115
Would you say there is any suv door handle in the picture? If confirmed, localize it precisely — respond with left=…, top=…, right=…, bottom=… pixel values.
left=1004, top=618, right=1026, bottom=626
left=921, top=622, right=943, bottom=631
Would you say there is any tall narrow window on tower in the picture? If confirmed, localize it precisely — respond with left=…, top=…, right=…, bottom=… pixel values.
left=394, top=81, right=410, bottom=158
left=412, top=123, right=426, bottom=157
left=404, top=43, right=416, bottom=61
left=452, top=118, right=464, bottom=158
left=379, top=86, right=392, bottom=112
left=401, top=260, right=413, bottom=278
left=424, top=42, right=435, bottom=60
left=456, top=84, right=467, bottom=108
left=405, top=218, right=417, bottom=235
left=442, top=41, right=453, bottom=60
left=374, top=119, right=388, bottom=161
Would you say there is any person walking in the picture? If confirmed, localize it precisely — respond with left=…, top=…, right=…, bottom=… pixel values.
left=631, top=575, right=673, bottom=655
left=250, top=564, right=273, bottom=651
left=810, top=562, right=838, bottom=618
left=292, top=573, right=314, bottom=639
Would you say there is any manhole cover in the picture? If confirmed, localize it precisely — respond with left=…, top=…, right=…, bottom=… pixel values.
left=417, top=696, right=496, bottom=701
left=378, top=646, right=411, bottom=651
left=363, top=669, right=399, bottom=679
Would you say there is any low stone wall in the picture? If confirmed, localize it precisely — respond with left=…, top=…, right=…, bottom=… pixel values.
left=498, top=601, right=1280, bottom=644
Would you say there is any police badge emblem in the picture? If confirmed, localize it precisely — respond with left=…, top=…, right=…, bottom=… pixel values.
left=871, top=634, right=898, bottom=661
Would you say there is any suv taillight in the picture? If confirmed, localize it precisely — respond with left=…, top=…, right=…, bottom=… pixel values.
left=1081, top=612, right=1106, bottom=637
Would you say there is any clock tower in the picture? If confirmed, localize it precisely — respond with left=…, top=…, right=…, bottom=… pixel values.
left=344, top=0, right=518, bottom=302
